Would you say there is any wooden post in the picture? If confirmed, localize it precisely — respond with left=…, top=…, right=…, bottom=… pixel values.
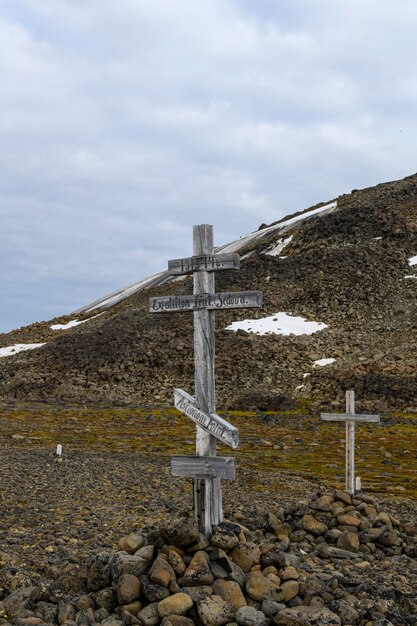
left=193, top=225, right=220, bottom=534
left=320, top=390, right=380, bottom=496
left=345, top=390, right=355, bottom=495
left=149, top=224, right=263, bottom=536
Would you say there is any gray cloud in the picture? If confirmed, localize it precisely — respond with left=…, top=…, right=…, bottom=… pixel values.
left=1, top=0, right=417, bottom=331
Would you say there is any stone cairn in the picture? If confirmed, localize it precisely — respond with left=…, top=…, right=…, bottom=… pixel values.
left=2, top=490, right=417, bottom=626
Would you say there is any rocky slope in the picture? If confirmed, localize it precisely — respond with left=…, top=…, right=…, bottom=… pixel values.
left=0, top=173, right=416, bottom=411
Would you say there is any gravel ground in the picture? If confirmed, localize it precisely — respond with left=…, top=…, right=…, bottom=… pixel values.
left=0, top=446, right=326, bottom=579
left=1, top=445, right=417, bottom=583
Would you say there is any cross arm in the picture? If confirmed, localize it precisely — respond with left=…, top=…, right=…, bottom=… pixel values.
left=321, top=413, right=380, bottom=423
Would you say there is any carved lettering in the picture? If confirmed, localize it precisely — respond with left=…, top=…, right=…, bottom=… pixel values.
left=150, top=291, right=263, bottom=313
left=174, top=388, right=239, bottom=449
left=151, top=296, right=191, bottom=311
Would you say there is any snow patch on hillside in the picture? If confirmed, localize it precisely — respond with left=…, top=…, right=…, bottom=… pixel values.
left=408, top=255, right=417, bottom=266
left=226, top=312, right=328, bottom=336
left=51, top=314, right=102, bottom=330
left=0, top=344, right=46, bottom=358
left=51, top=320, right=85, bottom=330
left=265, top=235, right=293, bottom=257
left=313, top=358, right=336, bottom=367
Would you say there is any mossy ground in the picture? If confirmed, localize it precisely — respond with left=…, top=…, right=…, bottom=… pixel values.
left=1, top=403, right=417, bottom=499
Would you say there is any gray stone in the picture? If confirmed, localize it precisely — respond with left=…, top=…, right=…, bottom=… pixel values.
left=235, top=605, right=267, bottom=626
left=140, top=576, right=170, bottom=603
left=137, top=602, right=160, bottom=626
left=86, top=551, right=113, bottom=591
left=261, top=600, right=286, bottom=618
left=337, top=531, right=360, bottom=553
left=317, top=544, right=362, bottom=560
left=58, top=602, right=76, bottom=625
left=180, top=551, right=214, bottom=587
left=4, top=586, right=40, bottom=616
left=198, top=595, right=235, bottom=626
left=328, top=600, right=360, bottom=625
left=160, top=616, right=195, bottom=626
left=211, top=527, right=240, bottom=551
left=135, top=545, right=155, bottom=563
left=118, top=533, right=145, bottom=554
left=102, top=618, right=123, bottom=626
left=182, top=586, right=213, bottom=602
left=273, top=606, right=341, bottom=625
left=117, top=574, right=141, bottom=605
left=162, top=518, right=200, bottom=548
left=111, top=553, right=148, bottom=580
left=94, top=589, right=115, bottom=612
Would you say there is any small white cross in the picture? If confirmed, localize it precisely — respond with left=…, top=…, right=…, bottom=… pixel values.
left=321, top=390, right=380, bottom=495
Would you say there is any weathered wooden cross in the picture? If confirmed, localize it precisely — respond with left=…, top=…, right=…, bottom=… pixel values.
left=150, top=224, right=263, bottom=536
left=321, top=390, right=380, bottom=495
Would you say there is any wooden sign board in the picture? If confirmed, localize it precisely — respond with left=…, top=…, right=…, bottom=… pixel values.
left=168, top=253, right=240, bottom=275
left=321, top=413, right=380, bottom=423
left=171, top=456, right=235, bottom=480
left=174, top=388, right=239, bottom=449
left=150, top=291, right=263, bottom=313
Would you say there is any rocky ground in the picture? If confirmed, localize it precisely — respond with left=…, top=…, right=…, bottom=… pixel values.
left=1, top=443, right=417, bottom=625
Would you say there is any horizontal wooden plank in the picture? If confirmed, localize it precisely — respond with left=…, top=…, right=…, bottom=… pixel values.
left=168, top=253, right=240, bottom=275
left=321, top=413, right=380, bottom=423
left=174, top=388, right=239, bottom=449
left=150, top=291, right=263, bottom=313
left=171, top=456, right=235, bottom=480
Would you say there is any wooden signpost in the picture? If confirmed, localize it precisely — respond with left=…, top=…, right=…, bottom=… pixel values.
left=321, top=390, right=380, bottom=495
left=174, top=388, right=239, bottom=449
left=150, top=224, right=263, bottom=536
left=171, top=456, right=235, bottom=480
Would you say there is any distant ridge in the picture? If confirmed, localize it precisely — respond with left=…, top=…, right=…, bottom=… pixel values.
left=1, top=173, right=416, bottom=411
left=74, top=200, right=338, bottom=314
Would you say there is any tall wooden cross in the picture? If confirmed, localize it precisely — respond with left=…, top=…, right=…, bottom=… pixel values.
left=321, top=390, right=380, bottom=495
left=150, top=224, right=263, bottom=536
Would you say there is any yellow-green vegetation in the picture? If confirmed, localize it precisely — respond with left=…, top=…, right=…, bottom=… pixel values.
left=0, top=609, right=12, bottom=624
left=1, top=403, right=417, bottom=498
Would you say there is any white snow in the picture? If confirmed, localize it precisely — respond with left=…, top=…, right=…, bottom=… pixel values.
left=51, top=320, right=85, bottom=330
left=408, top=255, right=417, bottom=266
left=313, top=358, right=336, bottom=367
left=0, top=343, right=46, bottom=358
left=226, top=312, right=328, bottom=336
left=51, top=313, right=103, bottom=330
left=265, top=235, right=293, bottom=257
left=404, top=275, right=416, bottom=279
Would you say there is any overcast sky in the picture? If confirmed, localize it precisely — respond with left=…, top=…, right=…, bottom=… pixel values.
left=1, top=0, right=417, bottom=333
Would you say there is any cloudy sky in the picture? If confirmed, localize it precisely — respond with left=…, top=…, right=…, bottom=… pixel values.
left=1, top=0, right=417, bottom=333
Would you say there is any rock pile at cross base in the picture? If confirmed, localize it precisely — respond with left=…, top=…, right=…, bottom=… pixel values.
left=0, top=173, right=416, bottom=411
left=2, top=490, right=417, bottom=625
